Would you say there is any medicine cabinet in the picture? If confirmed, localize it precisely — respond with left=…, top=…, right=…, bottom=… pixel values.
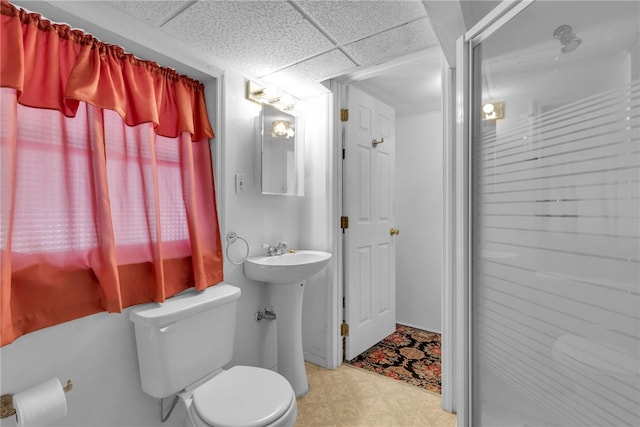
left=260, top=104, right=303, bottom=196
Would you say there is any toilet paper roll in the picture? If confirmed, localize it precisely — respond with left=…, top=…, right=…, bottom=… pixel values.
left=13, top=378, right=67, bottom=427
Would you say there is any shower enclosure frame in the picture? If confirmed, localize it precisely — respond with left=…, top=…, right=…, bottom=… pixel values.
left=452, top=0, right=640, bottom=425
left=450, top=1, right=536, bottom=425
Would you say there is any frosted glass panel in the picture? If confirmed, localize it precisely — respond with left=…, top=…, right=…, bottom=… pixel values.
left=471, top=1, right=640, bottom=426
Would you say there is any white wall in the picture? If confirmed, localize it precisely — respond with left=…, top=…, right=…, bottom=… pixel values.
left=0, top=308, right=164, bottom=427
left=299, top=95, right=334, bottom=367
left=395, top=111, right=443, bottom=332
left=219, top=71, right=302, bottom=371
left=220, top=72, right=332, bottom=371
left=0, top=9, right=332, bottom=427
left=0, top=70, right=332, bottom=427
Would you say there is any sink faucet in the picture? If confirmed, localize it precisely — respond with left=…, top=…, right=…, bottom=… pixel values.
left=263, top=241, right=288, bottom=256
left=276, top=242, right=288, bottom=255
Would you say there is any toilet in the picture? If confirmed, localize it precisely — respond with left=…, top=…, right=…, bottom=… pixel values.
left=129, top=284, right=297, bottom=427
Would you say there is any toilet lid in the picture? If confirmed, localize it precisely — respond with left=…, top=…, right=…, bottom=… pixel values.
left=193, top=366, right=294, bottom=427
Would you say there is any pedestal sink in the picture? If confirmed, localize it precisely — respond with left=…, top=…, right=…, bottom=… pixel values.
left=244, top=250, right=331, bottom=397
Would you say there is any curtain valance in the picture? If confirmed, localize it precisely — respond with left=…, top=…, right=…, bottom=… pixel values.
left=0, top=0, right=214, bottom=141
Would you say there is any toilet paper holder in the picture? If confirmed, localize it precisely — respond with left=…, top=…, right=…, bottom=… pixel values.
left=0, top=379, right=72, bottom=418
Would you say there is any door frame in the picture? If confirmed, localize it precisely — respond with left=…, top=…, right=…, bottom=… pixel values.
left=328, top=50, right=453, bottom=406
left=453, top=1, right=536, bottom=425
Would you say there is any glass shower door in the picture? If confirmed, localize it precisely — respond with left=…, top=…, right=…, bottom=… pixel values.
left=470, top=1, right=639, bottom=425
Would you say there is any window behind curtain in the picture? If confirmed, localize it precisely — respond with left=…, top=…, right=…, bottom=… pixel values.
left=1, top=1, right=223, bottom=346
left=8, top=98, right=196, bottom=263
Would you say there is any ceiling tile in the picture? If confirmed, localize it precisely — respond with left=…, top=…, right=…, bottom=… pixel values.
left=354, top=49, right=443, bottom=115
left=344, top=18, right=437, bottom=66
left=297, top=0, right=427, bottom=45
left=279, top=49, right=356, bottom=82
left=161, top=1, right=335, bottom=77
left=259, top=68, right=331, bottom=100
left=107, top=1, right=186, bottom=26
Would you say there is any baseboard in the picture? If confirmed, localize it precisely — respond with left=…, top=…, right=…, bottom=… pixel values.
left=304, top=352, right=328, bottom=368
left=397, top=321, right=442, bottom=334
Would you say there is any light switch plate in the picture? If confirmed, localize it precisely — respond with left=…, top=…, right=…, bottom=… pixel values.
left=235, top=173, right=246, bottom=193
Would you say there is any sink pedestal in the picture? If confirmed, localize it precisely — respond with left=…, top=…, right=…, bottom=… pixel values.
left=266, top=280, right=308, bottom=397
left=243, top=250, right=332, bottom=398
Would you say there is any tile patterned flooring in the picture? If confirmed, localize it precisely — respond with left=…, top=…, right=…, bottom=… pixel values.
left=295, top=362, right=456, bottom=427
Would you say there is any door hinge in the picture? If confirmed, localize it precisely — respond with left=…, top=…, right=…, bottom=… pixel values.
left=340, top=216, right=349, bottom=229
left=340, top=109, right=349, bottom=122
left=340, top=322, right=349, bottom=336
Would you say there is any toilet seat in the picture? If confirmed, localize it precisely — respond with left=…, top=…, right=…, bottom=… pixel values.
left=192, top=366, right=296, bottom=427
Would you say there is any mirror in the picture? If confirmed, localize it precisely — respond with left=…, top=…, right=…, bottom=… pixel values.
left=260, top=104, right=303, bottom=196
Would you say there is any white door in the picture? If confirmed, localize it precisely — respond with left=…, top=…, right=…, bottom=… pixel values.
left=343, top=86, right=397, bottom=360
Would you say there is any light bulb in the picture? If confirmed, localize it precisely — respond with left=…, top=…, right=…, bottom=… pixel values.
left=274, top=122, right=286, bottom=134
left=286, top=128, right=295, bottom=139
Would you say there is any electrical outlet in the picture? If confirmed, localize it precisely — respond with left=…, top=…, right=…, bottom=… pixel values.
left=235, top=173, right=246, bottom=193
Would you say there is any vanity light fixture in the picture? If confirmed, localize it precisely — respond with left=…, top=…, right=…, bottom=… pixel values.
left=246, top=80, right=299, bottom=113
left=482, top=101, right=504, bottom=120
left=270, top=120, right=295, bottom=139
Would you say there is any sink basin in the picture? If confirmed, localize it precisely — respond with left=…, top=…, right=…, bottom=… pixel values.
left=244, top=250, right=331, bottom=284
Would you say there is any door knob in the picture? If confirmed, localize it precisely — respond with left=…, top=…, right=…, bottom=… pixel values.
left=390, top=228, right=400, bottom=236
left=372, top=137, right=384, bottom=147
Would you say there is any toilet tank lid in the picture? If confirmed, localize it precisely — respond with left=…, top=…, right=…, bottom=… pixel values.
left=129, top=284, right=241, bottom=327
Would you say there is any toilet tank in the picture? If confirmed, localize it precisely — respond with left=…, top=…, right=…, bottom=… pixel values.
left=129, top=284, right=241, bottom=398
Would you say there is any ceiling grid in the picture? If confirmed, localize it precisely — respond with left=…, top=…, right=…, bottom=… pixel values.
left=108, top=0, right=438, bottom=83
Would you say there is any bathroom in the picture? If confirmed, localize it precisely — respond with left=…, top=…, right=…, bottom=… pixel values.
left=1, top=1, right=638, bottom=426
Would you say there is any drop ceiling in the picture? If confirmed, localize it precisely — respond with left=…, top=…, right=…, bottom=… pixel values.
left=12, top=0, right=450, bottom=114
left=105, top=0, right=445, bottom=113
left=106, top=0, right=439, bottom=84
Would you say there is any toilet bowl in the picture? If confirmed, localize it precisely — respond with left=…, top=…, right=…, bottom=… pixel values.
left=182, top=366, right=297, bottom=427
left=129, top=284, right=297, bottom=427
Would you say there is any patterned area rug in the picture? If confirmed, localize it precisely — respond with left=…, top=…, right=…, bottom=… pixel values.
left=347, top=324, right=442, bottom=394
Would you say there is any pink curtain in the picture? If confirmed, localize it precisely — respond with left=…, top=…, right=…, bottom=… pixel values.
left=0, top=2, right=223, bottom=346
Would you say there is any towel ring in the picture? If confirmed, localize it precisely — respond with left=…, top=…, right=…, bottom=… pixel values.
left=225, top=232, right=249, bottom=265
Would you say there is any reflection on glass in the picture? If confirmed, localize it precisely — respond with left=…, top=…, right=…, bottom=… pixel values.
left=260, top=104, right=303, bottom=196
left=471, top=1, right=639, bottom=426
